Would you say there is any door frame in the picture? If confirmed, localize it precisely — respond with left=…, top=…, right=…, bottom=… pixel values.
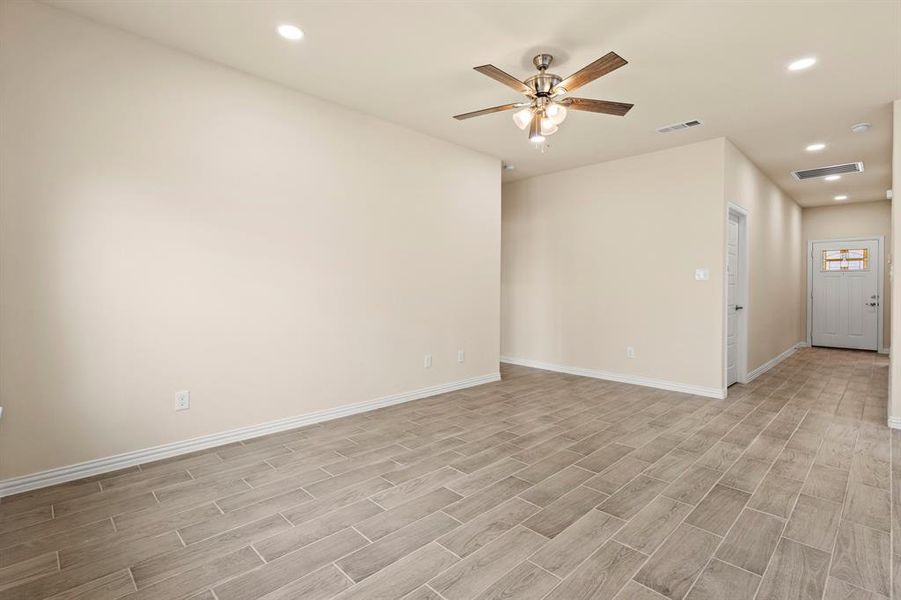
left=724, top=203, right=750, bottom=388
left=806, top=236, right=884, bottom=352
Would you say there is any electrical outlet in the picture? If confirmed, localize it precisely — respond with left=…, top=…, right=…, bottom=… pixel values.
left=457, top=349, right=465, bottom=363
left=626, top=346, right=636, bottom=359
left=175, top=390, right=191, bottom=411
left=424, top=354, right=432, bottom=369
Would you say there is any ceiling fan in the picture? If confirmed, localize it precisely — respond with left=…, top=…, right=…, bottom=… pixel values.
left=453, top=52, right=633, bottom=143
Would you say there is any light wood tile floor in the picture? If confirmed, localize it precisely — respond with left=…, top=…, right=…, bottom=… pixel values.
left=0, top=347, right=895, bottom=599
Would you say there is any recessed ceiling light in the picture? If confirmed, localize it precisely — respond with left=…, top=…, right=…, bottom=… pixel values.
left=805, top=143, right=826, bottom=152
left=851, top=123, right=872, bottom=134
left=824, top=175, right=841, bottom=181
left=788, top=57, right=816, bottom=71
left=834, top=195, right=848, bottom=201
left=277, top=24, right=304, bottom=41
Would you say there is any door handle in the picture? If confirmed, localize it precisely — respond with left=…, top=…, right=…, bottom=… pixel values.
left=866, top=302, right=878, bottom=307
left=735, top=306, right=744, bottom=310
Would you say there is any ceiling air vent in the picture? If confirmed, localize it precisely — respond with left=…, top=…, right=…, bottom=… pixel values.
left=656, top=119, right=703, bottom=134
left=792, top=162, right=864, bottom=181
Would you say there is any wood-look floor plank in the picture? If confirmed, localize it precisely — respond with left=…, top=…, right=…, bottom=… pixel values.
left=213, top=528, right=366, bottom=600
left=543, top=540, right=647, bottom=600
left=830, top=520, right=891, bottom=596
left=748, top=473, right=804, bottom=519
left=124, top=547, right=262, bottom=600
left=336, top=512, right=459, bottom=583
left=0, top=532, right=181, bottom=600
left=471, top=561, right=559, bottom=600
left=661, top=465, right=723, bottom=506
left=843, top=483, right=891, bottom=532
left=130, top=513, right=290, bottom=588
left=784, top=494, right=842, bottom=552
left=436, top=497, right=537, bottom=559
left=801, top=465, right=849, bottom=503
left=332, top=543, right=457, bottom=600
left=355, top=487, right=460, bottom=540
left=369, top=467, right=463, bottom=510
left=756, top=537, right=831, bottom=600
left=254, top=499, right=382, bottom=561
left=42, top=569, right=135, bottom=600
left=444, top=458, right=526, bottom=497
left=443, top=477, right=532, bottom=523
left=252, top=565, right=352, bottom=600
left=715, top=508, right=785, bottom=576
left=530, top=509, right=625, bottom=578
left=0, top=551, right=58, bottom=591
left=613, top=495, right=693, bottom=555
left=596, top=476, right=666, bottom=520
left=684, top=484, right=750, bottom=536
left=633, top=523, right=720, bottom=600
left=686, top=559, right=759, bottom=600
left=428, top=526, right=546, bottom=600
left=523, top=486, right=605, bottom=538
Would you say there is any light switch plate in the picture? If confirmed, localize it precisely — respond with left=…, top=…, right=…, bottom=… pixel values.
left=694, top=268, right=710, bottom=281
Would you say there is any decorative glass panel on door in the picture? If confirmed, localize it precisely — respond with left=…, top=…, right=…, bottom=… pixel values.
left=822, top=248, right=868, bottom=271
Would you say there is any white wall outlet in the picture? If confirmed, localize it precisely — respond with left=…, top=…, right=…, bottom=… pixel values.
left=457, top=349, right=465, bottom=363
left=424, top=354, right=432, bottom=369
left=694, top=268, right=710, bottom=281
left=626, top=346, right=636, bottom=359
left=175, top=390, right=191, bottom=411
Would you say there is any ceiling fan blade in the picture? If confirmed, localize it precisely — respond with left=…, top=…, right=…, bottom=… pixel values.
left=473, top=65, right=533, bottom=95
left=564, top=97, right=634, bottom=116
left=453, top=103, right=525, bottom=120
left=557, top=52, right=628, bottom=93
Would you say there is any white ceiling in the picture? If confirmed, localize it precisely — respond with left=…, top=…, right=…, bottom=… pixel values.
left=46, top=0, right=900, bottom=207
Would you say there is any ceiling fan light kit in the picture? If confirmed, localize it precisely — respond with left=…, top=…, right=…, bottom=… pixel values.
left=453, top=52, right=634, bottom=145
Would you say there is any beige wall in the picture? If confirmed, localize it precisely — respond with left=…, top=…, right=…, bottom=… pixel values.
left=0, top=1, right=501, bottom=480
left=502, top=139, right=727, bottom=393
left=724, top=141, right=804, bottom=373
left=802, top=201, right=892, bottom=348
left=502, top=138, right=804, bottom=393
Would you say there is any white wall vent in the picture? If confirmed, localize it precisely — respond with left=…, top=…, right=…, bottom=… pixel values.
left=791, top=162, right=864, bottom=181
left=656, top=119, right=703, bottom=134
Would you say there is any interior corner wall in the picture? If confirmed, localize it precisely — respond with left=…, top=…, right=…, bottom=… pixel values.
left=0, top=1, right=501, bottom=480
left=723, top=140, right=803, bottom=374
left=501, top=138, right=727, bottom=394
left=801, top=201, right=892, bottom=349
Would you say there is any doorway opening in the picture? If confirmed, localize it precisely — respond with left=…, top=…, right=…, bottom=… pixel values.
left=807, top=237, right=883, bottom=352
left=726, top=204, right=749, bottom=388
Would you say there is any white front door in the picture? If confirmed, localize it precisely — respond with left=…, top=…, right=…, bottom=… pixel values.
left=811, top=239, right=879, bottom=351
left=726, top=213, right=741, bottom=385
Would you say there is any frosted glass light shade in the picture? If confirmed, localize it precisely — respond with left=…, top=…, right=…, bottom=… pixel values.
left=545, top=103, right=567, bottom=125
left=513, top=108, right=533, bottom=130
left=540, top=117, right=558, bottom=136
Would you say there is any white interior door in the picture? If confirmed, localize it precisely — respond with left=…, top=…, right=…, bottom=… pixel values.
left=726, top=213, right=742, bottom=385
left=811, top=240, right=878, bottom=350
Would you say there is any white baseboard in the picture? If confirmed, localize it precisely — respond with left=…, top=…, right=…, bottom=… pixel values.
left=0, top=372, right=500, bottom=498
left=888, top=416, right=901, bottom=430
left=500, top=356, right=725, bottom=399
left=744, top=342, right=806, bottom=383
